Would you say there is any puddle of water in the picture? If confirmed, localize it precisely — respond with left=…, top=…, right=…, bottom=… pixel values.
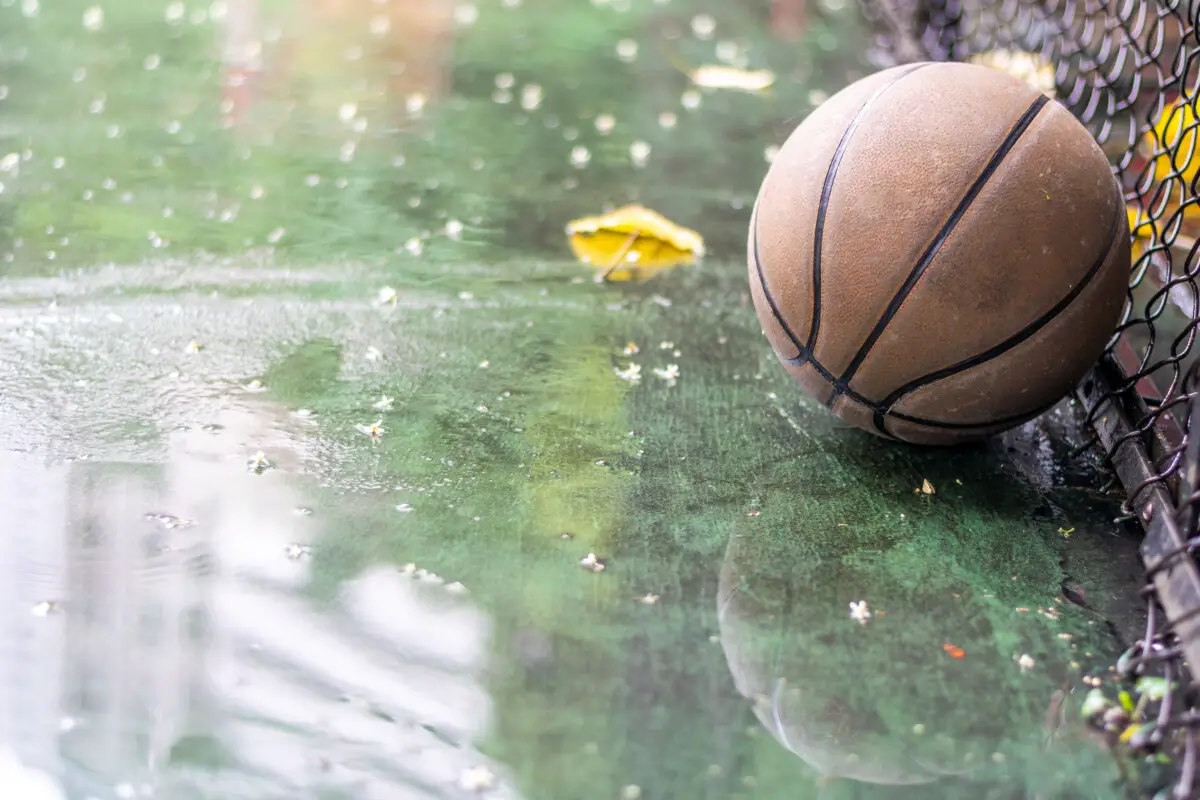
left=0, top=266, right=1145, bottom=799
left=2, top=403, right=509, bottom=800
left=0, top=0, right=1152, bottom=798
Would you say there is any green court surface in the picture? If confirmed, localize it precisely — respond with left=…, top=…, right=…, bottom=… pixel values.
left=0, top=1, right=1153, bottom=798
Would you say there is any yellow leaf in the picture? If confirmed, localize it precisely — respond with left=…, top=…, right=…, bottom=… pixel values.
left=1139, top=96, right=1200, bottom=186
left=1126, top=200, right=1200, bottom=263
left=1128, top=204, right=1155, bottom=240
left=688, top=65, right=775, bottom=94
left=566, top=204, right=705, bottom=283
left=968, top=49, right=1056, bottom=99
left=1128, top=203, right=1155, bottom=262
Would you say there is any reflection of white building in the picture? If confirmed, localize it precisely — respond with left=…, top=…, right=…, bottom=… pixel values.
left=60, top=459, right=209, bottom=792
left=1, top=399, right=512, bottom=800
left=0, top=451, right=68, bottom=789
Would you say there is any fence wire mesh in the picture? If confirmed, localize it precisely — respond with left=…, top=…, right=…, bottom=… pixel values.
left=856, top=0, right=1200, bottom=795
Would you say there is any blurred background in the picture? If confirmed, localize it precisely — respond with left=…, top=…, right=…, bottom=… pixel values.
left=0, top=0, right=874, bottom=276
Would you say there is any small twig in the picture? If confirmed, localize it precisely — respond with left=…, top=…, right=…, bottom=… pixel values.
left=601, top=229, right=642, bottom=281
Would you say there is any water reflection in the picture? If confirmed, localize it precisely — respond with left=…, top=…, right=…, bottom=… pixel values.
left=714, top=422, right=1126, bottom=798
left=1, top=399, right=512, bottom=799
left=0, top=447, right=68, bottom=800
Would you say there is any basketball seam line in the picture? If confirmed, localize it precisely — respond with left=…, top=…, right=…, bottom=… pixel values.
left=885, top=397, right=1062, bottom=430
left=808, top=63, right=934, bottom=353
left=750, top=61, right=928, bottom=363
left=876, top=196, right=1123, bottom=413
left=752, top=214, right=1054, bottom=431
left=834, top=94, right=1053, bottom=392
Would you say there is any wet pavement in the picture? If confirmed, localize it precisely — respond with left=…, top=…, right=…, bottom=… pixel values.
left=0, top=1, right=1152, bottom=798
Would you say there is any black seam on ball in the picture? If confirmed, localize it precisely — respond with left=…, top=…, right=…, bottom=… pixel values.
left=751, top=63, right=931, bottom=366
left=873, top=409, right=890, bottom=436
left=757, top=215, right=1065, bottom=433
left=810, top=62, right=934, bottom=355
left=752, top=220, right=880, bottom=409
left=834, top=94, right=1053, bottom=396
left=750, top=206, right=809, bottom=365
left=874, top=401, right=1058, bottom=435
left=878, top=198, right=1122, bottom=413
left=887, top=397, right=1060, bottom=429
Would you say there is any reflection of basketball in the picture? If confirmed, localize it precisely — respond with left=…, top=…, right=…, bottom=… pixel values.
left=748, top=62, right=1130, bottom=446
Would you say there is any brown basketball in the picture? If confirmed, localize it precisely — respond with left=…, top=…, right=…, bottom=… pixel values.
left=748, top=61, right=1131, bottom=446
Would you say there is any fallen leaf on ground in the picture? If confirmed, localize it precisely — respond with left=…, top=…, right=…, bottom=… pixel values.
left=566, top=204, right=704, bottom=282
left=689, top=65, right=775, bottom=93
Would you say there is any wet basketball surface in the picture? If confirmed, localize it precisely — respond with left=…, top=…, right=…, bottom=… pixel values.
left=0, top=1, right=1152, bottom=798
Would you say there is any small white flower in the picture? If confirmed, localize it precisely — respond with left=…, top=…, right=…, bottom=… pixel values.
left=615, top=363, right=642, bottom=383
left=31, top=600, right=59, bottom=617
left=285, top=543, right=311, bottom=561
left=144, top=513, right=194, bottom=529
left=580, top=552, right=607, bottom=573
left=372, top=395, right=394, bottom=411
left=378, top=285, right=398, bottom=305
left=652, top=364, right=680, bottom=386
left=458, top=765, right=495, bottom=792
left=247, top=451, right=271, bottom=473
left=1017, top=653, right=1035, bottom=672
left=82, top=6, right=104, bottom=31
left=365, top=346, right=383, bottom=362
left=356, top=419, right=385, bottom=440
left=849, top=600, right=871, bottom=624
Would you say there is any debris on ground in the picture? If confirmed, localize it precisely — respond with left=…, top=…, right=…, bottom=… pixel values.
left=566, top=204, right=704, bottom=282
left=580, top=552, right=607, bottom=573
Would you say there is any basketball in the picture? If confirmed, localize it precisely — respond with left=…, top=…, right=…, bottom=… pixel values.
left=748, top=61, right=1131, bottom=446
